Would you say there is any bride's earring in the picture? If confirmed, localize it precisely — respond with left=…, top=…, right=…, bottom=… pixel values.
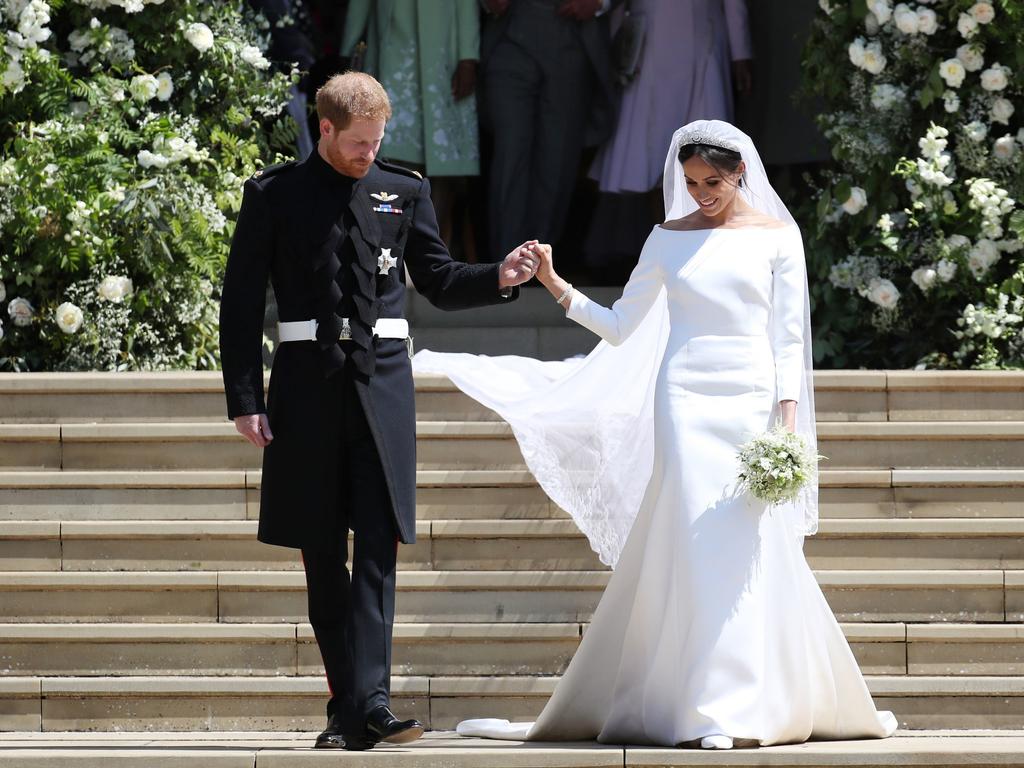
left=700, top=734, right=734, bottom=749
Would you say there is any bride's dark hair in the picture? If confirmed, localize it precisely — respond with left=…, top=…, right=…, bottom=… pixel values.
left=678, top=143, right=744, bottom=187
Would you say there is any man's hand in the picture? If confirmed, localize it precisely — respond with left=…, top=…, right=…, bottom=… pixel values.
left=558, top=0, right=602, bottom=21
left=451, top=60, right=478, bottom=101
left=483, top=0, right=510, bottom=16
left=234, top=413, right=274, bottom=448
left=499, top=240, right=541, bottom=289
left=732, top=59, right=753, bottom=99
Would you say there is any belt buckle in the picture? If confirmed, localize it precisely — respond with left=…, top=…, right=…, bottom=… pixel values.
left=339, top=318, right=352, bottom=342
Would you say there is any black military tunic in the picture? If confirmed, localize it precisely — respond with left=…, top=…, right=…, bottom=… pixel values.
left=220, top=150, right=516, bottom=549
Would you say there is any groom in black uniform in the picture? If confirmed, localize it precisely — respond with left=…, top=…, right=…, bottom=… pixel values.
left=219, top=72, right=538, bottom=750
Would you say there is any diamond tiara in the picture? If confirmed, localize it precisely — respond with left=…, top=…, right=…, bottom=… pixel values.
left=677, top=129, right=741, bottom=154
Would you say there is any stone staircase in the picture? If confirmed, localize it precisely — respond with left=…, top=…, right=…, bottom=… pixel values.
left=0, top=369, right=1023, bottom=754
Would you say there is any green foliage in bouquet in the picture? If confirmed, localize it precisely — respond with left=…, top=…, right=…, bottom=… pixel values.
left=0, top=0, right=299, bottom=370
left=801, top=0, right=1024, bottom=369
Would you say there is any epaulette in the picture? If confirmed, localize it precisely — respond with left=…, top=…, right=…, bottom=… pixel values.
left=250, top=159, right=298, bottom=183
left=375, top=158, right=423, bottom=181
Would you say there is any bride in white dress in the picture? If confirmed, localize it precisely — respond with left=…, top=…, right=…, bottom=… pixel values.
left=413, top=120, right=897, bottom=749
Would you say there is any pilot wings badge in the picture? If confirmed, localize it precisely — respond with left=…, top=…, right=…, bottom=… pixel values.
left=370, top=191, right=399, bottom=202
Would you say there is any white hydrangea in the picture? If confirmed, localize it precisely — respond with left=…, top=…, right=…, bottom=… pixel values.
left=980, top=63, right=1010, bottom=91
left=842, top=186, right=868, bottom=215
left=184, top=22, right=214, bottom=53
left=910, top=266, right=938, bottom=293
left=870, top=83, right=905, bottom=110
left=155, top=71, right=173, bottom=101
left=964, top=120, right=988, bottom=142
left=128, top=73, right=158, bottom=102
left=55, top=301, right=84, bottom=334
left=96, top=275, right=133, bottom=303
left=938, top=58, right=966, bottom=88
left=239, top=44, right=269, bottom=70
left=956, top=43, right=984, bottom=72
left=967, top=238, right=1000, bottom=277
left=7, top=297, right=34, bottom=327
left=16, top=0, right=51, bottom=46
left=863, top=277, right=900, bottom=309
left=990, top=97, right=1014, bottom=125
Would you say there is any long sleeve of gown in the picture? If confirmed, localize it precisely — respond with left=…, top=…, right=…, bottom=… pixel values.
left=566, top=233, right=663, bottom=346
left=771, top=227, right=808, bottom=403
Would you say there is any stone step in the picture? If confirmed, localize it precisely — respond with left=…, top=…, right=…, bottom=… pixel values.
left=4, top=370, right=1024, bottom=423
left=3, top=421, right=1024, bottom=471
left=3, top=469, right=1023, bottom=521
left=0, top=570, right=1016, bottom=624
left=1, top=674, right=1022, bottom=732
left=2, top=731, right=1024, bottom=768
left=1, top=621, right=1020, bottom=678
left=2, top=518, right=1022, bottom=572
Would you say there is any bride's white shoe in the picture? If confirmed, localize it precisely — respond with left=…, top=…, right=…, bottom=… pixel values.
left=700, top=734, right=734, bottom=749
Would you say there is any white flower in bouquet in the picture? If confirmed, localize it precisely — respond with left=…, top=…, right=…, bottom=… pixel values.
left=936, top=258, right=958, bottom=281
left=965, top=120, right=988, bottom=142
left=871, top=84, right=904, bottom=110
left=7, top=297, right=34, bottom=327
left=864, top=277, right=900, bottom=309
left=893, top=3, right=919, bottom=33
left=737, top=426, right=820, bottom=506
left=991, top=97, right=1014, bottom=125
left=184, top=22, right=214, bottom=53
left=911, top=266, right=938, bottom=292
left=980, top=64, right=1009, bottom=92
left=860, top=41, right=886, bottom=74
left=240, top=44, right=270, bottom=70
left=866, top=0, right=892, bottom=24
left=993, top=134, right=1017, bottom=161
left=155, top=71, right=173, bottom=101
left=96, top=275, right=133, bottom=303
left=841, top=186, right=868, bottom=215
left=967, top=239, right=1000, bottom=277
left=918, top=125, right=948, bottom=158
left=969, top=2, right=996, bottom=24
left=956, top=43, right=984, bottom=72
left=917, top=7, right=938, bottom=34
left=129, top=73, right=158, bottom=102
left=848, top=38, right=867, bottom=68
left=939, top=58, right=966, bottom=88
left=55, top=302, right=83, bottom=334
left=942, top=90, right=960, bottom=113
left=916, top=158, right=952, bottom=187
left=957, top=12, right=978, bottom=38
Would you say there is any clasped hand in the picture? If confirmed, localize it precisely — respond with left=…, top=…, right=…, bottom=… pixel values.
left=498, top=241, right=555, bottom=289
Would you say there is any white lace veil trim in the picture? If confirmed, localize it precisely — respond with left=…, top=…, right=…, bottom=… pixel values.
left=414, top=120, right=818, bottom=568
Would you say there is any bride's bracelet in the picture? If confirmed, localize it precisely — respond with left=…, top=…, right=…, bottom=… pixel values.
left=556, top=283, right=574, bottom=306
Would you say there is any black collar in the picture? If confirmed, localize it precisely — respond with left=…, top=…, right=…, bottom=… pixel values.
left=307, top=149, right=358, bottom=191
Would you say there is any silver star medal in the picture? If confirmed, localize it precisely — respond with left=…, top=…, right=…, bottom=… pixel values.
left=377, top=247, right=398, bottom=275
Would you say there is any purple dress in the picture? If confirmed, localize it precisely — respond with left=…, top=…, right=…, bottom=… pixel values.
left=591, top=0, right=752, bottom=194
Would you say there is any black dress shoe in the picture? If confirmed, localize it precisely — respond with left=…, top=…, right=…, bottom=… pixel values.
left=314, top=714, right=346, bottom=749
left=364, top=704, right=425, bottom=745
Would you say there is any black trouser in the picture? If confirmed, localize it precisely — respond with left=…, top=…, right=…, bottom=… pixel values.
left=301, top=371, right=398, bottom=731
left=482, top=0, right=594, bottom=259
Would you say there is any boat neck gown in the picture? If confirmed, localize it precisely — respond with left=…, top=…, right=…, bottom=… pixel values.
left=457, top=224, right=898, bottom=746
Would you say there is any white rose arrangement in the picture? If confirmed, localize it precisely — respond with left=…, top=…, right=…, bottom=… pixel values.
left=737, top=426, right=822, bottom=506
left=804, top=0, right=1022, bottom=369
left=0, top=1, right=298, bottom=371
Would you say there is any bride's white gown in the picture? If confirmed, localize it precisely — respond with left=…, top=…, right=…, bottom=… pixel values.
left=432, top=225, right=898, bottom=746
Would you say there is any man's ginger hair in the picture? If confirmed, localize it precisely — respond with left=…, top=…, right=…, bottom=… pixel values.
left=315, top=71, right=392, bottom=128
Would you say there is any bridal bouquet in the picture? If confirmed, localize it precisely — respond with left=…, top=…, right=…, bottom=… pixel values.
left=737, top=426, right=820, bottom=505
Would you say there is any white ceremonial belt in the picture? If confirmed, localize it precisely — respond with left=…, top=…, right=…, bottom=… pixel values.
left=277, top=318, right=409, bottom=342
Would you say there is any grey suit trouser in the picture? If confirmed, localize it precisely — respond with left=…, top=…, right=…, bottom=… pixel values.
left=482, top=0, right=596, bottom=259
